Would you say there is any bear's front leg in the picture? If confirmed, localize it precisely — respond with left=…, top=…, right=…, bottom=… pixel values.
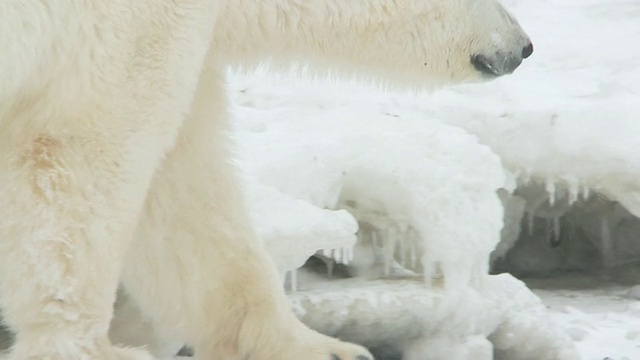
left=120, top=62, right=372, bottom=360
left=0, top=130, right=161, bottom=360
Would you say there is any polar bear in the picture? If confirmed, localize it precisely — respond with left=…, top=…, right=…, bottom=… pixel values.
left=0, top=0, right=531, bottom=359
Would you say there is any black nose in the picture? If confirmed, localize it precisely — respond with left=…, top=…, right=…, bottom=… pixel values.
left=470, top=54, right=523, bottom=76
left=522, top=42, right=534, bottom=59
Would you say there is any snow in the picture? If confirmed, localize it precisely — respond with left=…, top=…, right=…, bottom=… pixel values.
left=226, top=0, right=640, bottom=359
left=287, top=271, right=577, bottom=360
left=527, top=267, right=640, bottom=360
left=244, top=177, right=359, bottom=279
left=236, top=84, right=506, bottom=289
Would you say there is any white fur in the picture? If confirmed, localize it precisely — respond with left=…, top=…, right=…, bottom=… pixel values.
left=214, top=0, right=529, bottom=85
left=0, top=1, right=528, bottom=359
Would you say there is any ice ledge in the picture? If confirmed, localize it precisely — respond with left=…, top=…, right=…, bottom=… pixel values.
left=289, top=272, right=579, bottom=360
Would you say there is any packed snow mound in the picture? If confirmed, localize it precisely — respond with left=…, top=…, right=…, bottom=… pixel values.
left=523, top=263, right=640, bottom=360
left=288, top=270, right=578, bottom=360
left=234, top=83, right=505, bottom=288
left=229, top=68, right=581, bottom=357
left=244, top=177, right=359, bottom=279
left=420, top=0, right=640, bottom=273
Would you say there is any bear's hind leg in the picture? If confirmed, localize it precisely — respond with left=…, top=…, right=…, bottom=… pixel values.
left=121, top=62, right=372, bottom=360
left=0, top=130, right=159, bottom=360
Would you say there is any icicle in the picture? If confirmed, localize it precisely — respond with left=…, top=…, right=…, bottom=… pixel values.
left=386, top=226, right=400, bottom=276
left=546, top=180, right=557, bottom=206
left=390, top=227, right=398, bottom=261
left=398, top=230, right=406, bottom=267
left=326, top=260, right=334, bottom=278
left=567, top=178, right=580, bottom=205
left=322, top=248, right=332, bottom=258
left=381, top=228, right=391, bottom=276
left=333, top=248, right=341, bottom=263
left=504, top=170, right=518, bottom=193
left=409, top=229, right=418, bottom=268
left=581, top=185, right=591, bottom=201
left=289, top=269, right=297, bottom=292
left=344, top=246, right=354, bottom=263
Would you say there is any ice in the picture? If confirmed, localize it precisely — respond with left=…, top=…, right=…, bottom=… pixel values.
left=546, top=180, right=556, bottom=207
left=234, top=85, right=506, bottom=288
left=230, top=71, right=581, bottom=356
left=288, top=271, right=578, bottom=360
left=628, top=285, right=640, bottom=300
left=404, top=335, right=494, bottom=360
left=530, top=267, right=640, bottom=360
left=567, top=177, right=580, bottom=205
left=243, top=177, right=359, bottom=275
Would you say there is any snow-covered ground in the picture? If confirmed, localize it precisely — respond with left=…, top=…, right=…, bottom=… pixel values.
left=226, top=0, right=640, bottom=359
left=527, top=266, right=640, bottom=360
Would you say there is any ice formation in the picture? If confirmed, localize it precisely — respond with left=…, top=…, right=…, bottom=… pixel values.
left=243, top=177, right=359, bottom=281
left=230, top=65, right=580, bottom=358
left=419, top=0, right=640, bottom=273
left=288, top=271, right=578, bottom=360
left=235, top=89, right=506, bottom=289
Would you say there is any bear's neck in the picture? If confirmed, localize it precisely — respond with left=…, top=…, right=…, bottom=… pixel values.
left=212, top=0, right=450, bottom=87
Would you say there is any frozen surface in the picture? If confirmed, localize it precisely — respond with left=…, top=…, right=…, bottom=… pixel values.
left=288, top=270, right=577, bottom=360
left=235, top=85, right=506, bottom=288
left=245, top=177, right=360, bottom=277
left=526, top=265, right=640, bottom=360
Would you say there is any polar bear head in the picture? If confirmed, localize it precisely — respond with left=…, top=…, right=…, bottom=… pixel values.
left=456, top=0, right=533, bottom=79
left=335, top=0, right=533, bottom=84
left=329, top=0, right=533, bottom=84
left=377, top=0, right=533, bottom=84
